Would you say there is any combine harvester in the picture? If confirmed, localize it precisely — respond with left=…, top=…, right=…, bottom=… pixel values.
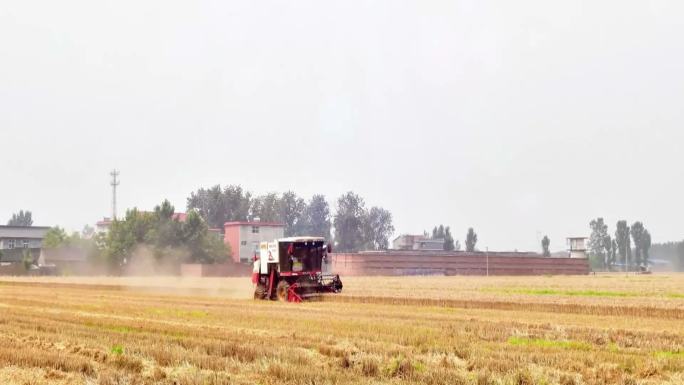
left=252, top=237, right=343, bottom=302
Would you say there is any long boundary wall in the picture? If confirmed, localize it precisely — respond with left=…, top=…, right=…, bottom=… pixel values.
left=329, top=251, right=589, bottom=276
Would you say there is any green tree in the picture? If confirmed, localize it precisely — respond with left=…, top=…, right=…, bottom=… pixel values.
left=430, top=225, right=456, bottom=251
left=626, top=235, right=633, bottom=268
left=589, top=218, right=610, bottom=269
left=465, top=228, right=478, bottom=252
left=444, top=227, right=456, bottom=251
left=364, top=207, right=394, bottom=250
left=250, top=193, right=282, bottom=222
left=103, top=209, right=154, bottom=272
left=541, top=235, right=551, bottom=257
left=8, top=210, right=33, bottom=226
left=102, top=201, right=229, bottom=272
left=279, top=191, right=307, bottom=236
left=187, top=185, right=227, bottom=229
left=22, top=249, right=34, bottom=271
left=432, top=225, right=445, bottom=239
left=677, top=241, right=684, bottom=271
left=182, top=210, right=229, bottom=264
left=44, top=226, right=69, bottom=248
left=147, top=200, right=183, bottom=255
left=302, top=195, right=331, bottom=239
left=333, top=192, right=367, bottom=252
left=603, top=235, right=614, bottom=267
left=222, top=185, right=252, bottom=223
left=630, top=222, right=645, bottom=267
left=43, top=225, right=102, bottom=268
left=187, top=184, right=252, bottom=228
left=642, top=229, right=652, bottom=268
left=615, top=220, right=630, bottom=269
left=183, top=210, right=208, bottom=259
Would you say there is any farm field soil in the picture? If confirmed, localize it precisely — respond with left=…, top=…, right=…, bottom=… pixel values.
left=0, top=274, right=683, bottom=385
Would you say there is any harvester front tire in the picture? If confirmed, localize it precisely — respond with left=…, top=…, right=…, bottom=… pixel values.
left=254, top=284, right=267, bottom=300
left=276, top=281, right=290, bottom=302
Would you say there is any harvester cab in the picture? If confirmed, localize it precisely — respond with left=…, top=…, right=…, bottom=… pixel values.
left=252, top=237, right=343, bottom=302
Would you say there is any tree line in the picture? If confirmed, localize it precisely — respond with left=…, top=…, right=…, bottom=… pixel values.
left=186, top=186, right=332, bottom=238
left=9, top=186, right=395, bottom=270
left=6, top=210, right=33, bottom=226
left=44, top=200, right=229, bottom=273
left=427, top=225, right=459, bottom=251
left=588, top=218, right=652, bottom=270
left=648, top=241, right=684, bottom=271
left=187, top=185, right=395, bottom=253
left=422, top=225, right=480, bottom=252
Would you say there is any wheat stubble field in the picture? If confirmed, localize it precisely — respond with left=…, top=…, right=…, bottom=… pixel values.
left=0, top=274, right=683, bottom=385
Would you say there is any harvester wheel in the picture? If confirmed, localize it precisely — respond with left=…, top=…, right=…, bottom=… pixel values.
left=254, top=284, right=267, bottom=300
left=276, top=281, right=290, bottom=302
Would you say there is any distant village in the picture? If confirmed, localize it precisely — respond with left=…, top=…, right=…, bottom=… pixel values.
left=1, top=173, right=680, bottom=277
left=3, top=213, right=679, bottom=276
left=0, top=213, right=594, bottom=278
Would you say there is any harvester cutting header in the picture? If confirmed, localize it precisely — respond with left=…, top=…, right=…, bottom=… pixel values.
left=252, top=237, right=343, bottom=302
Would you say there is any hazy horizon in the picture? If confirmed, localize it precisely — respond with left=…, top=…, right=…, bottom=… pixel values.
left=2, top=1, right=683, bottom=251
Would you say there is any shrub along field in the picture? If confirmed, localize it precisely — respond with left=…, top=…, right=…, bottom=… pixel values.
left=0, top=274, right=683, bottom=385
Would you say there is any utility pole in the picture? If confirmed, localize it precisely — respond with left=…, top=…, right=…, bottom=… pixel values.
left=110, top=170, right=120, bottom=220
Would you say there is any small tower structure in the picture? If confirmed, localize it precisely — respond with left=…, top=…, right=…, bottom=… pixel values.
left=567, top=237, right=588, bottom=258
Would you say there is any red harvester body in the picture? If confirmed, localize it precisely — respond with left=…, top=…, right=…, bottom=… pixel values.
left=252, top=237, right=343, bottom=302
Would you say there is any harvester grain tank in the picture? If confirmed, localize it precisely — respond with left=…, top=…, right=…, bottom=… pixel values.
left=252, top=237, right=343, bottom=302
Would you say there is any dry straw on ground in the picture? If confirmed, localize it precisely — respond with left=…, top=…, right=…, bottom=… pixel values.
left=0, top=274, right=683, bottom=384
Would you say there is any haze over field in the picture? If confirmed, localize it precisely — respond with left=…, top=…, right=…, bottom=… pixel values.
left=1, top=0, right=683, bottom=251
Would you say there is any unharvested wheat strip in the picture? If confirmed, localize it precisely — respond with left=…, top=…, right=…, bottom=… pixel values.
left=323, top=294, right=684, bottom=320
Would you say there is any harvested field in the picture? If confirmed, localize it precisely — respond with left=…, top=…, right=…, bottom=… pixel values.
left=0, top=274, right=683, bottom=384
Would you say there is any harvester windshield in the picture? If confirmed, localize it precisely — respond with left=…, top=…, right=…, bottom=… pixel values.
left=278, top=238, right=326, bottom=273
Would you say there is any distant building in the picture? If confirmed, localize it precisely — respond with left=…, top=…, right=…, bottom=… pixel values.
left=224, top=221, right=285, bottom=263
left=0, top=225, right=50, bottom=264
left=393, top=234, right=425, bottom=250
left=38, top=246, right=89, bottom=274
left=392, top=234, right=445, bottom=251
left=567, top=237, right=588, bottom=258
left=414, top=238, right=445, bottom=251
left=96, top=218, right=113, bottom=233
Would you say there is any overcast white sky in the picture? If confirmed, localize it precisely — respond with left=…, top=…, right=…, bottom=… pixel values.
left=1, top=0, right=683, bottom=251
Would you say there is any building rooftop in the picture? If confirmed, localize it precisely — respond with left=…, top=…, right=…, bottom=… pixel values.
left=0, top=225, right=51, bottom=230
left=0, top=226, right=51, bottom=239
left=417, top=238, right=444, bottom=243
left=224, top=221, right=285, bottom=227
left=393, top=234, right=426, bottom=242
left=278, top=236, right=326, bottom=243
